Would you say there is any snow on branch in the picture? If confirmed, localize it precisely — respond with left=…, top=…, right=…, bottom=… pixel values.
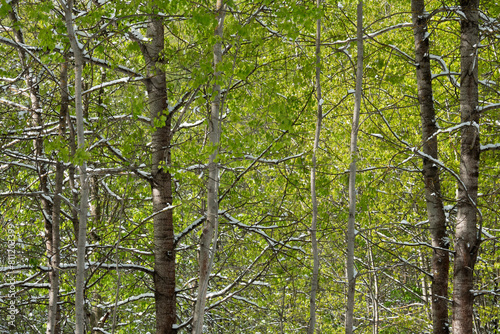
left=0, top=262, right=153, bottom=275
left=86, top=56, right=142, bottom=77
left=0, top=160, right=37, bottom=171
left=221, top=211, right=304, bottom=253
left=326, top=23, right=413, bottom=46
left=3, top=149, right=68, bottom=167
left=205, top=244, right=270, bottom=301
left=100, top=179, right=123, bottom=201
left=0, top=98, right=29, bottom=110
left=87, top=244, right=153, bottom=256
left=241, top=152, right=304, bottom=165
left=408, top=146, right=477, bottom=208
left=426, top=121, right=478, bottom=142
left=96, top=293, right=154, bottom=309
left=88, top=114, right=151, bottom=124
left=0, top=190, right=45, bottom=197
left=0, top=35, right=39, bottom=51
left=136, top=204, right=179, bottom=228
left=174, top=216, right=206, bottom=246
left=81, top=77, right=143, bottom=96
left=0, top=35, right=143, bottom=78
left=0, top=272, right=50, bottom=290
left=471, top=289, right=500, bottom=297
left=430, top=54, right=460, bottom=87
left=481, top=143, right=500, bottom=152
left=479, top=103, right=500, bottom=113
left=177, top=119, right=204, bottom=130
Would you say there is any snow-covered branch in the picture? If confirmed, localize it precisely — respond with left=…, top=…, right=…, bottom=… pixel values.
left=480, top=143, right=500, bottom=151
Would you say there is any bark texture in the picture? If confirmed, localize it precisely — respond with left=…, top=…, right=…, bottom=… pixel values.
left=192, top=2, right=225, bottom=333
left=411, top=1, right=450, bottom=333
left=9, top=4, right=62, bottom=332
left=140, top=11, right=177, bottom=334
left=46, top=60, right=68, bottom=334
left=308, top=1, right=322, bottom=332
left=345, top=2, right=363, bottom=333
left=453, top=0, right=481, bottom=333
left=61, top=1, right=90, bottom=333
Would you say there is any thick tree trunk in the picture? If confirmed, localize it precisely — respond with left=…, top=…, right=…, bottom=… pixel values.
left=140, top=9, right=177, bottom=334
left=345, top=2, right=363, bottom=334
left=453, top=1, right=481, bottom=333
left=411, top=2, right=450, bottom=333
left=308, top=1, right=322, bottom=332
left=192, top=2, right=225, bottom=333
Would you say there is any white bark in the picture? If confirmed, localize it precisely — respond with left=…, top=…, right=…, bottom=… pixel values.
left=452, top=1, right=481, bottom=333
left=411, top=1, right=450, bottom=332
left=60, top=1, right=89, bottom=333
left=346, top=2, right=363, bottom=334
left=308, top=1, right=322, bottom=333
left=192, top=1, right=225, bottom=333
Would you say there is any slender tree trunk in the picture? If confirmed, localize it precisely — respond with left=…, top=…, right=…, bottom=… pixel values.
left=308, top=1, right=322, bottom=332
left=8, top=5, right=61, bottom=332
left=453, top=1, right=481, bottom=333
left=411, top=2, right=450, bottom=333
left=192, top=2, right=225, bottom=333
left=345, top=2, right=363, bottom=334
left=60, top=1, right=89, bottom=333
left=368, top=238, right=379, bottom=334
left=138, top=6, right=177, bottom=333
left=46, top=60, right=68, bottom=334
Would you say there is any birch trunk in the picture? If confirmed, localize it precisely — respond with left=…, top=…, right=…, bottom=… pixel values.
left=345, top=2, right=363, bottom=334
left=192, top=2, right=225, bottom=333
left=453, top=1, right=481, bottom=333
left=60, top=1, right=89, bottom=332
left=411, top=2, right=450, bottom=333
left=308, top=1, right=322, bottom=332
left=139, top=7, right=177, bottom=334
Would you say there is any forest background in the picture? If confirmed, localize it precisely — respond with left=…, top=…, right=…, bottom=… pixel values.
left=0, top=0, right=499, bottom=333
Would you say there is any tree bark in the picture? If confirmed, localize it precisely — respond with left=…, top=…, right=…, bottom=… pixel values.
left=46, top=60, right=68, bottom=334
left=8, top=4, right=62, bottom=332
left=411, top=1, right=450, bottom=333
left=308, top=1, right=322, bottom=332
left=138, top=8, right=177, bottom=334
left=192, top=2, right=225, bottom=333
left=60, top=1, right=89, bottom=333
left=346, top=2, right=363, bottom=333
left=453, top=1, right=481, bottom=333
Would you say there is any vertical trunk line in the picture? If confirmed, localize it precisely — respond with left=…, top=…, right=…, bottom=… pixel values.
left=346, top=2, right=363, bottom=334
left=8, top=4, right=61, bottom=333
left=60, top=1, right=89, bottom=332
left=411, top=1, right=450, bottom=333
left=308, top=0, right=322, bottom=332
left=453, top=1, right=481, bottom=333
left=192, top=2, right=225, bottom=333
left=139, top=6, right=177, bottom=333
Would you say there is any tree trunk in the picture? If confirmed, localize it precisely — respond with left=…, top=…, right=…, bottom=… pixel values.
left=60, top=1, right=89, bottom=333
left=345, top=2, right=363, bottom=334
left=8, top=4, right=62, bottom=332
left=139, top=7, right=177, bottom=334
left=411, top=1, right=450, bottom=333
left=46, top=60, right=69, bottom=334
left=453, top=1, right=481, bottom=333
left=192, top=2, right=225, bottom=333
left=308, top=0, right=322, bottom=332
